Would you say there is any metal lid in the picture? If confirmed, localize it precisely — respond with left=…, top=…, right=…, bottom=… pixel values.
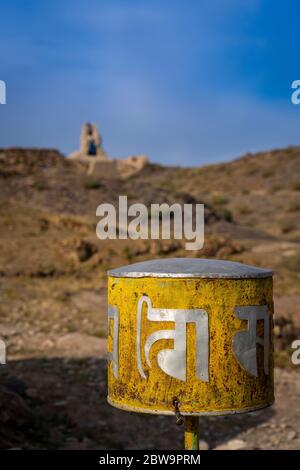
left=108, top=258, right=273, bottom=279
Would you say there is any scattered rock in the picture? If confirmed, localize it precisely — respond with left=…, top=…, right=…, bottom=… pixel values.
left=214, top=438, right=247, bottom=450
left=54, top=400, right=68, bottom=408
left=199, top=439, right=210, bottom=450
left=286, top=430, right=297, bottom=441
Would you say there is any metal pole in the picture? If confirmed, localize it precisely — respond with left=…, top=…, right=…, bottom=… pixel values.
left=184, top=416, right=199, bottom=450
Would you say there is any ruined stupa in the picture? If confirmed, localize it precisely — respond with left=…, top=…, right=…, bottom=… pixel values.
left=69, top=122, right=107, bottom=161
left=68, top=122, right=148, bottom=179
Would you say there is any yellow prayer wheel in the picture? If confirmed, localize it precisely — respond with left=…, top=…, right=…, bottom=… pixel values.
left=107, top=258, right=274, bottom=419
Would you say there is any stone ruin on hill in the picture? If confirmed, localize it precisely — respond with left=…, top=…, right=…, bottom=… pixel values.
left=68, top=122, right=148, bottom=179
left=80, top=122, right=107, bottom=160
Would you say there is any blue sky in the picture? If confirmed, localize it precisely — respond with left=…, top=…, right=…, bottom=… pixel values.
left=0, top=0, right=300, bottom=165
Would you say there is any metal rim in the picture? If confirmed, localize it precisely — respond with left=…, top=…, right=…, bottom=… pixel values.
left=107, top=396, right=274, bottom=416
left=108, top=258, right=273, bottom=279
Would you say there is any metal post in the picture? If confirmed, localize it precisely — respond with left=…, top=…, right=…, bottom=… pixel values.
left=184, top=416, right=199, bottom=450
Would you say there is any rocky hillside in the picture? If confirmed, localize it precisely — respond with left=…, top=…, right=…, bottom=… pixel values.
left=0, top=145, right=299, bottom=449
left=0, top=145, right=299, bottom=353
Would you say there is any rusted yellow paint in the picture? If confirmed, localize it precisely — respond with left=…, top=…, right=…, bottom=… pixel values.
left=184, top=416, right=199, bottom=450
left=107, top=276, right=274, bottom=415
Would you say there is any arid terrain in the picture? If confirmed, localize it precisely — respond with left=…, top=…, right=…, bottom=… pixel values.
left=0, top=146, right=300, bottom=449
